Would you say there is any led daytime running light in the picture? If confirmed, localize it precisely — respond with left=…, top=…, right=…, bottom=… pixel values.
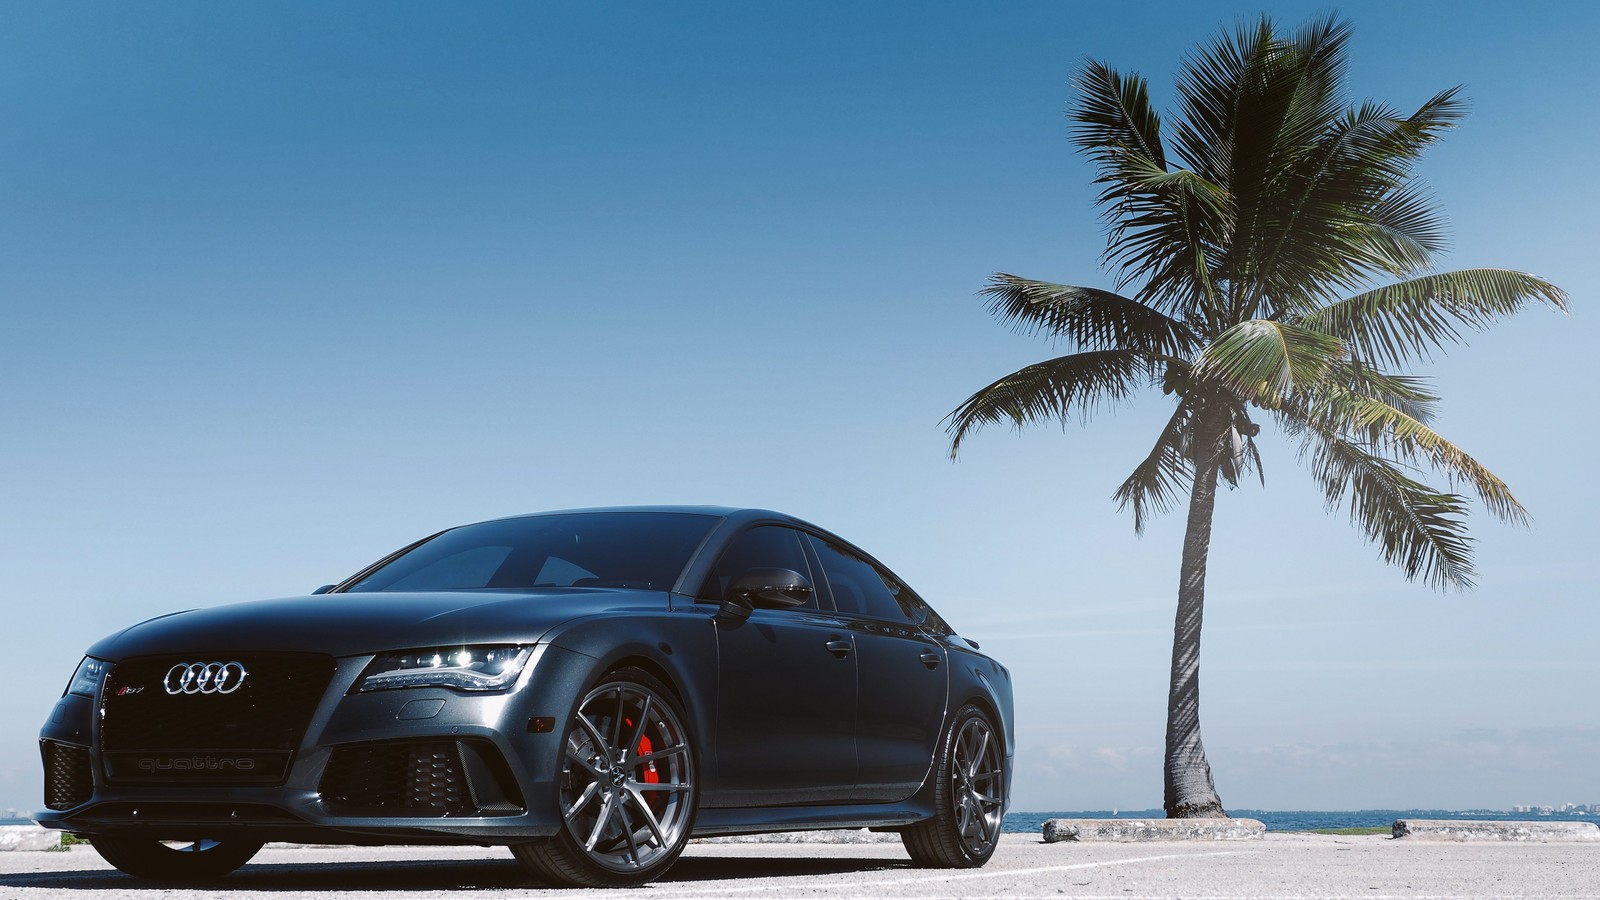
left=358, top=645, right=532, bottom=692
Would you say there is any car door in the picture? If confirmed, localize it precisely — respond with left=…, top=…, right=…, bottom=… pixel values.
left=699, top=525, right=860, bottom=808
left=805, top=533, right=949, bottom=802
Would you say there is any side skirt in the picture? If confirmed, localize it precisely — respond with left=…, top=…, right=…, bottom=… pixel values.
left=691, top=801, right=930, bottom=838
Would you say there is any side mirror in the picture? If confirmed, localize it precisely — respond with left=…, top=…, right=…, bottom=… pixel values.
left=311, top=584, right=336, bottom=595
left=719, top=568, right=813, bottom=620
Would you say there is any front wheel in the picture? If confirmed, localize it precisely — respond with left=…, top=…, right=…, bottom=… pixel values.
left=513, top=667, right=697, bottom=887
left=902, top=705, right=1005, bottom=867
left=91, top=837, right=264, bottom=881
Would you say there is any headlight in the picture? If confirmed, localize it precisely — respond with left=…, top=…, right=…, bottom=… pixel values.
left=66, top=657, right=109, bottom=698
left=357, top=645, right=533, bottom=693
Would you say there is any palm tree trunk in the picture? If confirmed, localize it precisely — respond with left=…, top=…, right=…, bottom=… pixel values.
left=1163, top=436, right=1227, bottom=818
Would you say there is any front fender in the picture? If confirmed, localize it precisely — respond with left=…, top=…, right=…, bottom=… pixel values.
left=536, top=604, right=721, bottom=785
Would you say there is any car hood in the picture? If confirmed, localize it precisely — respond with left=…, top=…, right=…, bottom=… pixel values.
left=86, top=589, right=669, bottom=659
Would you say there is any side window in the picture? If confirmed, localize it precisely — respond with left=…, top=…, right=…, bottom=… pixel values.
left=890, top=581, right=951, bottom=635
left=806, top=536, right=918, bottom=624
left=700, top=526, right=815, bottom=609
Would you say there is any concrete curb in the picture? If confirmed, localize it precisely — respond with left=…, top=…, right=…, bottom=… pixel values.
left=1043, top=817, right=1265, bottom=843
left=0, top=826, right=59, bottom=852
left=1392, top=819, right=1600, bottom=842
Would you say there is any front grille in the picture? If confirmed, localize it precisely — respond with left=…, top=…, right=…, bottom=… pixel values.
left=100, top=653, right=334, bottom=784
left=42, top=741, right=93, bottom=810
left=320, top=740, right=523, bottom=816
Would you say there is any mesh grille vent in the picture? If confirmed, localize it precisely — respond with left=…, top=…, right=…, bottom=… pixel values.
left=42, top=741, right=93, bottom=810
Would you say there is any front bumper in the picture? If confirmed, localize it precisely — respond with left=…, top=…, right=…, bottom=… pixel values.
left=37, top=645, right=588, bottom=844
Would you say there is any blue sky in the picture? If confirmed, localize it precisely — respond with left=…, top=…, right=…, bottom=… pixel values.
left=3, top=0, right=1596, bottom=813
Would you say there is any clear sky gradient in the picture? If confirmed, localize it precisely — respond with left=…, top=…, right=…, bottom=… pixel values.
left=3, top=1, right=1595, bottom=813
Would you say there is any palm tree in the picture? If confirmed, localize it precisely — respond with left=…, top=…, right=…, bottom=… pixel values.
left=945, top=15, right=1567, bottom=818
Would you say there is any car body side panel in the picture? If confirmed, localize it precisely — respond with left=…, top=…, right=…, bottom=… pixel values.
left=946, top=640, right=1017, bottom=814
left=702, top=605, right=859, bottom=807
left=850, top=623, right=948, bottom=801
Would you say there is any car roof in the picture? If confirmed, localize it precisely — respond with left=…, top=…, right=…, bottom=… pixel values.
left=477, top=506, right=872, bottom=561
left=478, top=506, right=821, bottom=531
left=383, top=506, right=942, bottom=622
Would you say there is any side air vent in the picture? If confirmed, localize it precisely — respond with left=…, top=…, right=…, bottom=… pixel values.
left=42, top=741, right=93, bottom=810
left=319, top=740, right=523, bottom=817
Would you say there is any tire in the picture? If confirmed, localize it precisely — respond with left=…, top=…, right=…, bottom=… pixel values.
left=902, top=705, right=1005, bottom=867
left=513, top=667, right=697, bottom=887
left=91, top=836, right=264, bottom=881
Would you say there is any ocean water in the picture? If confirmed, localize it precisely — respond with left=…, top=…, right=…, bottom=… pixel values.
left=1002, top=809, right=1600, bottom=833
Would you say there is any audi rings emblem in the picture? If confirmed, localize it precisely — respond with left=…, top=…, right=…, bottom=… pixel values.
left=163, top=661, right=248, bottom=695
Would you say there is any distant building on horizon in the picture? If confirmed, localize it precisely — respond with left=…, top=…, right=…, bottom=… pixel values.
left=1510, top=803, right=1597, bottom=815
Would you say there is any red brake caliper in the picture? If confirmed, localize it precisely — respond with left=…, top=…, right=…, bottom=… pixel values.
left=624, top=718, right=664, bottom=813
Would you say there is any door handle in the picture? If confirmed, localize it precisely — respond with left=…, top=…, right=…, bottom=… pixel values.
left=825, top=640, right=852, bottom=658
left=918, top=650, right=942, bottom=669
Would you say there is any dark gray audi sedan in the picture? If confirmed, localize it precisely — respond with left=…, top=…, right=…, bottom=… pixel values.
left=38, top=507, right=1013, bottom=887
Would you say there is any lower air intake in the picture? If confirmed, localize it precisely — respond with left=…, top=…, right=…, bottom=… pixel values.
left=319, top=740, right=523, bottom=817
left=42, top=741, right=93, bottom=810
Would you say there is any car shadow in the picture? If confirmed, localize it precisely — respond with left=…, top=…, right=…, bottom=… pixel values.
left=0, top=853, right=912, bottom=892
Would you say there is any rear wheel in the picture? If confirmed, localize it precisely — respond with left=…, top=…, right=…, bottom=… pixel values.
left=902, top=705, right=1004, bottom=867
left=513, top=667, right=697, bottom=887
left=91, top=837, right=263, bottom=881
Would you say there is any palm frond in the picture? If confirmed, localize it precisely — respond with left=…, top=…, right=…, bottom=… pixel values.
left=1193, top=319, right=1343, bottom=402
left=1342, top=182, right=1446, bottom=276
left=1297, top=381, right=1528, bottom=524
left=945, top=350, right=1157, bottom=457
left=1239, top=90, right=1464, bottom=319
left=1371, top=86, right=1469, bottom=169
left=1289, top=12, right=1353, bottom=94
left=1072, top=59, right=1166, bottom=170
left=982, top=274, right=1199, bottom=356
left=1112, top=401, right=1194, bottom=533
left=1301, top=268, right=1568, bottom=367
left=1069, top=78, right=1231, bottom=322
left=1327, top=359, right=1439, bottom=425
left=1178, top=15, right=1347, bottom=288
left=1170, top=16, right=1278, bottom=186
left=1096, top=164, right=1231, bottom=320
left=1284, top=416, right=1477, bottom=589
left=1232, top=101, right=1409, bottom=318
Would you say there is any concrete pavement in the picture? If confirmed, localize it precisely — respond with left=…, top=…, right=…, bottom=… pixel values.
left=1, top=833, right=1597, bottom=898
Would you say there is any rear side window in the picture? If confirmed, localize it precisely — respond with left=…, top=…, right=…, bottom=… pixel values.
left=805, top=535, right=920, bottom=623
left=700, top=526, right=815, bottom=609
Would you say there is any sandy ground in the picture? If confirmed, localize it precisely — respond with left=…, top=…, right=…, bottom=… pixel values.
left=1, top=833, right=1598, bottom=899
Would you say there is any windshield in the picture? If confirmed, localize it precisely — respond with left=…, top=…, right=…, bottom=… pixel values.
left=343, top=512, right=719, bottom=593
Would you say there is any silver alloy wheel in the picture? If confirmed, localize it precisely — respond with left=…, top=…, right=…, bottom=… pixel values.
left=951, top=715, right=1004, bottom=855
left=557, top=680, right=694, bottom=873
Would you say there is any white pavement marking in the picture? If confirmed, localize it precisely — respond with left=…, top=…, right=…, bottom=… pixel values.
left=651, top=850, right=1257, bottom=895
